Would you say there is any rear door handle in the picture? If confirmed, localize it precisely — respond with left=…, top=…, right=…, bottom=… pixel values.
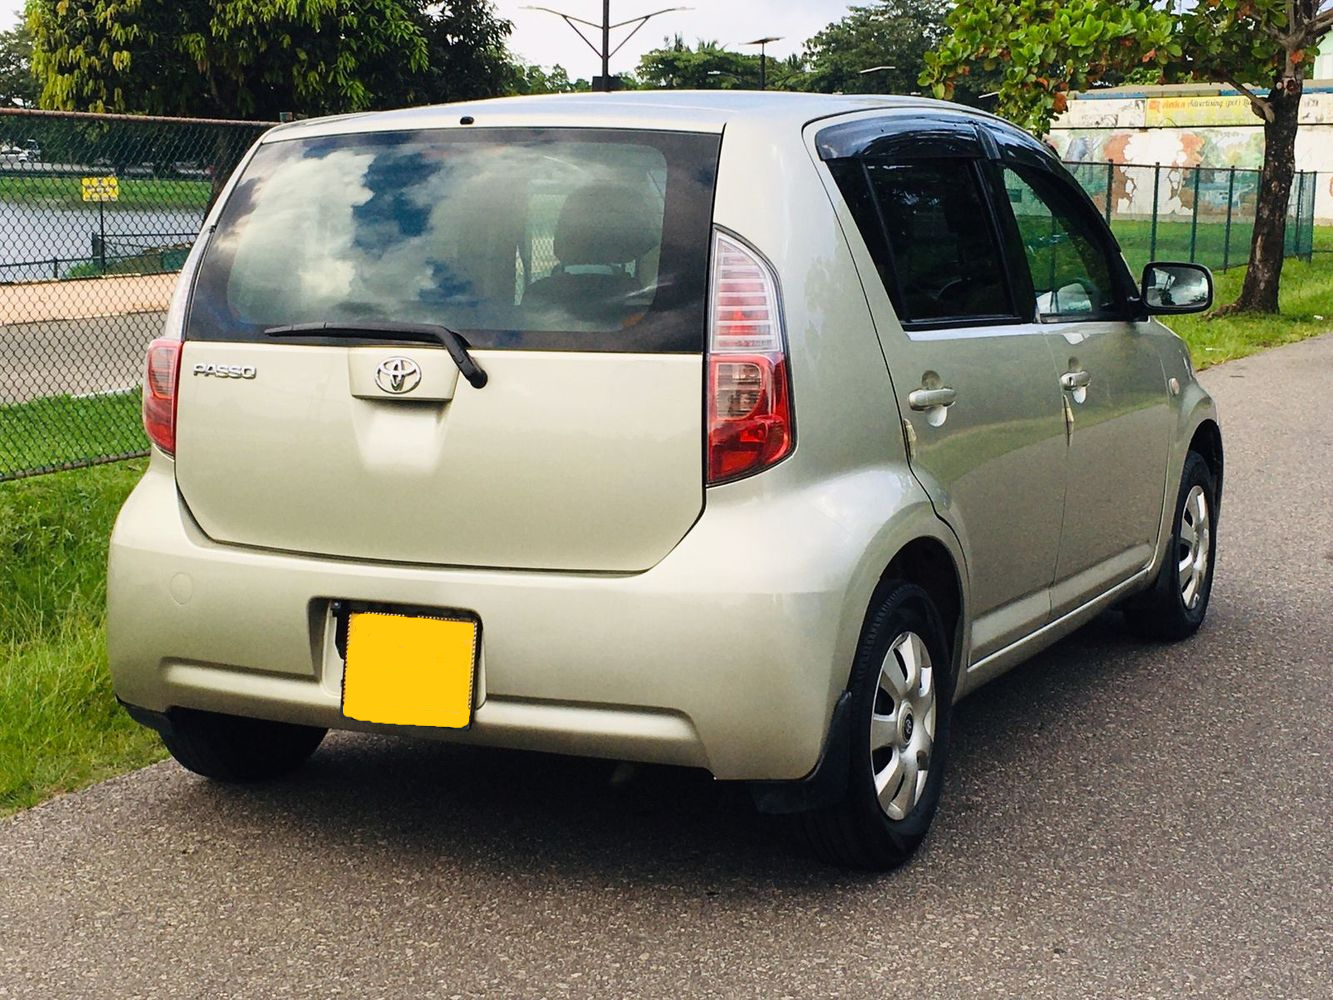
left=908, top=387, right=958, bottom=411
left=1060, top=370, right=1091, bottom=390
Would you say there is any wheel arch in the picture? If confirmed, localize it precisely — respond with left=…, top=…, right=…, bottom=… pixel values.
left=1188, top=418, right=1224, bottom=517
left=866, top=535, right=965, bottom=682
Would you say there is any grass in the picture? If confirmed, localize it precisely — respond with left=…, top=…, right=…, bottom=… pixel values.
left=0, top=460, right=165, bottom=815
left=0, top=174, right=211, bottom=211
left=65, top=245, right=189, bottom=280
left=0, top=390, right=147, bottom=481
left=1169, top=255, right=1333, bottom=366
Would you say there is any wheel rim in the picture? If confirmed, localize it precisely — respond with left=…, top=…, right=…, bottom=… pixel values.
left=1177, top=484, right=1211, bottom=610
left=870, top=630, right=937, bottom=821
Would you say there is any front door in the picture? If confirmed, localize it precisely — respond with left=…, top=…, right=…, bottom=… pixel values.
left=997, top=162, right=1172, bottom=615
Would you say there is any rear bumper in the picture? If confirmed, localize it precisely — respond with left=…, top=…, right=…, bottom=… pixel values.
left=107, top=457, right=905, bottom=781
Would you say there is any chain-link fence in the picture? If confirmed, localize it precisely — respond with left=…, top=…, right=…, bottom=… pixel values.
left=1, top=107, right=272, bottom=481
left=1064, top=160, right=1318, bottom=275
left=1, top=108, right=1324, bottom=482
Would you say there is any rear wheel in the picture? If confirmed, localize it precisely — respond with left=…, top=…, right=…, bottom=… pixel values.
left=1123, top=451, right=1217, bottom=641
left=795, top=583, right=954, bottom=870
left=160, top=709, right=326, bottom=782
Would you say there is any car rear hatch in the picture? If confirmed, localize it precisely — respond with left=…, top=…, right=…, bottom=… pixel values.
left=173, top=125, right=720, bottom=572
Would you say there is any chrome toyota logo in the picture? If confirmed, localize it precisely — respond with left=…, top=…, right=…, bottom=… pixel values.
left=374, top=357, right=422, bottom=394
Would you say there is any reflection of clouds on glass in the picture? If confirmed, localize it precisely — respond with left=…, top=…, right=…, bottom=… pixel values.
left=225, top=137, right=668, bottom=331
left=228, top=150, right=376, bottom=315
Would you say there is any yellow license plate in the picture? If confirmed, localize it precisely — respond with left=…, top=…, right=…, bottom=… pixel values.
left=341, top=611, right=479, bottom=729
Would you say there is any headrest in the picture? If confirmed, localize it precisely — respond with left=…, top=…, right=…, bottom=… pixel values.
left=553, top=182, right=662, bottom=266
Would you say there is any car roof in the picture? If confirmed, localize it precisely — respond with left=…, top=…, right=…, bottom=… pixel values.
left=262, top=90, right=1009, bottom=142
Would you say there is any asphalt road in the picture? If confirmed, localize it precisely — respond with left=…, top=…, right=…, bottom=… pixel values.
left=1, top=336, right=1330, bottom=999
left=1, top=312, right=161, bottom=404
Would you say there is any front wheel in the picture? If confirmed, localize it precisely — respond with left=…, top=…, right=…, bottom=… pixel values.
left=1123, top=451, right=1218, bottom=641
left=794, top=582, right=954, bottom=870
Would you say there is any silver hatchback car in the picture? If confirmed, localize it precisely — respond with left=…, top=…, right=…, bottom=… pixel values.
left=109, top=93, right=1221, bottom=869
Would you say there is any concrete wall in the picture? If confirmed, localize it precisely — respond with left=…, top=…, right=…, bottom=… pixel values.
left=1050, top=85, right=1333, bottom=223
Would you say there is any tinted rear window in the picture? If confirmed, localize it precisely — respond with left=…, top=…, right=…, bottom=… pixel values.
left=186, top=128, right=720, bottom=352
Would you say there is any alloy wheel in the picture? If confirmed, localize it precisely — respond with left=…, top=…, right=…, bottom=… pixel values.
left=870, top=630, right=937, bottom=821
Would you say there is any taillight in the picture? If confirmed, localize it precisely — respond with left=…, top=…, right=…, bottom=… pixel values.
left=143, top=338, right=181, bottom=455
left=707, top=230, right=793, bottom=484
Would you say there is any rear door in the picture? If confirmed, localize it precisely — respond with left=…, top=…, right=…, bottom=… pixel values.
left=174, top=127, right=720, bottom=572
left=817, top=117, right=1068, bottom=660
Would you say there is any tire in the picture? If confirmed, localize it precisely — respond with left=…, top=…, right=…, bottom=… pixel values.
left=1122, top=451, right=1218, bottom=642
left=795, top=582, right=955, bottom=870
left=159, top=708, right=327, bottom=782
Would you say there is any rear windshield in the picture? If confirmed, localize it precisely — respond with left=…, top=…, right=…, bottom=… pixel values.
left=186, top=127, right=720, bottom=352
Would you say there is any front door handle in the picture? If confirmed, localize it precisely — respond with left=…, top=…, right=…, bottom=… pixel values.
left=1060, top=370, right=1091, bottom=391
left=908, top=387, right=958, bottom=411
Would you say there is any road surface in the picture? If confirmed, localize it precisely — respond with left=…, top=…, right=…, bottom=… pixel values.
left=1, top=335, right=1329, bottom=999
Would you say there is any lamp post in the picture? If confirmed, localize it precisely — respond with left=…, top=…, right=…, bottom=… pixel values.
left=522, top=3, right=691, bottom=92
left=743, top=35, right=782, bottom=90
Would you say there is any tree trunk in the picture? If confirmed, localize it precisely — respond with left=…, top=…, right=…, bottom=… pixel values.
left=1228, top=82, right=1302, bottom=313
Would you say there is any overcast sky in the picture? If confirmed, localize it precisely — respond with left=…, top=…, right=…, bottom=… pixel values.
left=0, top=1, right=858, bottom=77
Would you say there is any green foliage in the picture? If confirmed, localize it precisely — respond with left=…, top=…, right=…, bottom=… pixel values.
left=382, top=0, right=518, bottom=106
left=922, top=0, right=1333, bottom=133
left=802, top=0, right=957, bottom=98
left=510, top=63, right=593, bottom=95
left=923, top=1, right=1177, bottom=131
left=0, top=16, right=37, bottom=107
left=25, top=0, right=519, bottom=119
left=0, top=461, right=165, bottom=814
left=635, top=35, right=778, bottom=90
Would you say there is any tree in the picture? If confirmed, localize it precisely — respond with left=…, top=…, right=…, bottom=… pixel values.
left=510, top=63, right=594, bottom=95
left=802, top=1, right=955, bottom=98
left=635, top=36, right=792, bottom=90
left=27, top=0, right=432, bottom=120
left=380, top=1, right=517, bottom=107
left=0, top=18, right=37, bottom=108
left=923, top=1, right=1333, bottom=314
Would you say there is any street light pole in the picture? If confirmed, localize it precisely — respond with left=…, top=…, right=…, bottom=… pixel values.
left=744, top=35, right=782, bottom=91
left=602, top=0, right=611, bottom=89
left=523, top=4, right=691, bottom=92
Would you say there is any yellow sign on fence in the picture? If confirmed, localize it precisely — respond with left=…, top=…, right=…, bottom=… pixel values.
left=81, top=175, right=119, bottom=202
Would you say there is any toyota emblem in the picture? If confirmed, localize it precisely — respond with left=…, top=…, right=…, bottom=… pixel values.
left=374, top=357, right=422, bottom=395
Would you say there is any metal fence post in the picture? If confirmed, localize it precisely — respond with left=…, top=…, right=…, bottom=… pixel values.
left=1222, top=166, right=1236, bottom=271
left=1308, top=171, right=1317, bottom=261
left=1149, top=162, right=1161, bottom=261
left=1295, top=170, right=1307, bottom=260
left=1104, top=160, right=1114, bottom=224
left=1188, top=166, right=1201, bottom=263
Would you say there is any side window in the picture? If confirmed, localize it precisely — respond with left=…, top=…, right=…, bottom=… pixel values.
left=862, top=159, right=1015, bottom=324
left=1003, top=166, right=1122, bottom=321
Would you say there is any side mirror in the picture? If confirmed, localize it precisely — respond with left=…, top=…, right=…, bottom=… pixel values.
left=1141, top=262, right=1213, bottom=316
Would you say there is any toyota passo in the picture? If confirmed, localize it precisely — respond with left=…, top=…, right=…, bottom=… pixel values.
left=109, top=92, right=1222, bottom=869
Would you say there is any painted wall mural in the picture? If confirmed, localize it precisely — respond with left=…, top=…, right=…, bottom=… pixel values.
left=1052, top=91, right=1333, bottom=222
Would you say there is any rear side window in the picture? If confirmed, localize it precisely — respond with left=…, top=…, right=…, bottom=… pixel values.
left=187, top=128, right=720, bottom=352
left=831, top=157, right=1014, bottom=326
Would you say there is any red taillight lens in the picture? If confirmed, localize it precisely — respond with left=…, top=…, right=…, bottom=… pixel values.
left=143, top=338, right=181, bottom=455
left=706, top=231, right=793, bottom=484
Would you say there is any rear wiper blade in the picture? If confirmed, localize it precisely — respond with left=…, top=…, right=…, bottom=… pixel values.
left=264, top=321, right=488, bottom=389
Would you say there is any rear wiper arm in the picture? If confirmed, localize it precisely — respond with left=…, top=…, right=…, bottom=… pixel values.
left=264, top=321, right=488, bottom=389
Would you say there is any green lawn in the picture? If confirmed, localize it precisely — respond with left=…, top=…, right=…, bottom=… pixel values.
left=1170, top=255, right=1333, bottom=366
left=0, top=460, right=165, bottom=815
left=0, top=390, right=147, bottom=481
left=0, top=174, right=211, bottom=211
